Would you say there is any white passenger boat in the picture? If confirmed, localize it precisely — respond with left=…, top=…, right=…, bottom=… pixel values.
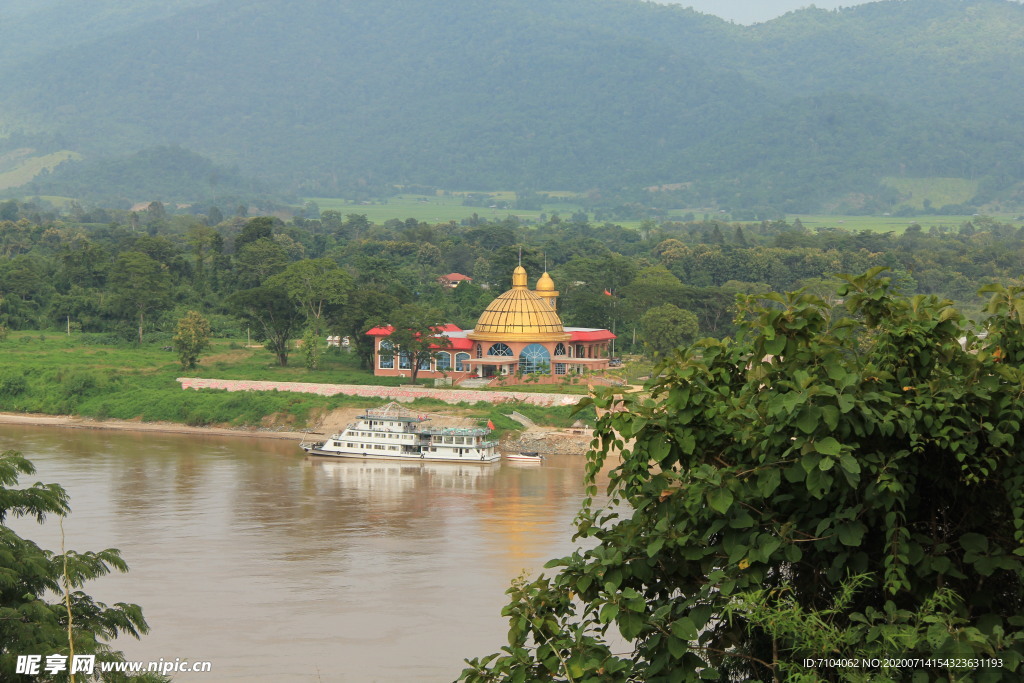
left=301, top=403, right=500, bottom=463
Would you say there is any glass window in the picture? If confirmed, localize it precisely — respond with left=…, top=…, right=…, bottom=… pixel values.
left=456, top=352, right=470, bottom=371
left=519, top=343, right=551, bottom=374
left=379, top=340, right=395, bottom=369
left=554, top=342, right=566, bottom=357
left=436, top=352, right=451, bottom=370
left=476, top=343, right=482, bottom=359
left=555, top=363, right=567, bottom=375
left=418, top=355, right=431, bottom=370
left=398, top=351, right=411, bottom=369
left=487, top=343, right=513, bottom=357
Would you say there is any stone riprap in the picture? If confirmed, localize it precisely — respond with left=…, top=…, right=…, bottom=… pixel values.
left=177, top=377, right=581, bottom=407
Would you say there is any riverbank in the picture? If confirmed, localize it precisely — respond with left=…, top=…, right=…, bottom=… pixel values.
left=0, top=408, right=598, bottom=456
left=0, top=411, right=310, bottom=441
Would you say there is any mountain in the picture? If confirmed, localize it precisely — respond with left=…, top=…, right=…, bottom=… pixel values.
left=1, top=0, right=1022, bottom=210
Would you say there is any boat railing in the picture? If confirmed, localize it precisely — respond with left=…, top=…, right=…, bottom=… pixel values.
left=421, top=427, right=491, bottom=436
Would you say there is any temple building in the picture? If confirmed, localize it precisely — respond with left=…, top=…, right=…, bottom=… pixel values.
left=367, top=266, right=616, bottom=384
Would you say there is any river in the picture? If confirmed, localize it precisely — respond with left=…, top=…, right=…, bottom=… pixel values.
left=0, top=424, right=609, bottom=682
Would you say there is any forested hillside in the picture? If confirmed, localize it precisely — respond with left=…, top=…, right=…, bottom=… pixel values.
left=2, top=0, right=1023, bottom=211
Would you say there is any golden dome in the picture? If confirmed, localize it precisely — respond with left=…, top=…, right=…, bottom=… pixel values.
left=536, top=271, right=555, bottom=292
left=469, top=267, right=570, bottom=342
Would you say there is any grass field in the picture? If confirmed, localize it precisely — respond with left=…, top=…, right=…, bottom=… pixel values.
left=0, top=150, right=82, bottom=191
left=0, top=333, right=591, bottom=432
left=787, top=214, right=1022, bottom=234
left=308, top=193, right=588, bottom=225
left=880, top=176, right=979, bottom=210
left=307, top=194, right=1021, bottom=234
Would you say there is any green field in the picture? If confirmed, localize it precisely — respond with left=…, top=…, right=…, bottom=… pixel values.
left=306, top=193, right=1021, bottom=234
left=308, top=193, right=588, bottom=225
left=0, top=150, right=82, bottom=191
left=880, top=176, right=979, bottom=210
left=787, top=214, right=1021, bottom=234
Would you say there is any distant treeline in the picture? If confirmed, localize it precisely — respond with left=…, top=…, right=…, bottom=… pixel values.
left=0, top=202, right=1020, bottom=364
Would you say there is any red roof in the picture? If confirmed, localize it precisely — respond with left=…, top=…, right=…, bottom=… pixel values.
left=569, top=329, right=617, bottom=342
left=366, top=323, right=471, bottom=350
left=441, top=273, right=473, bottom=282
left=366, top=324, right=463, bottom=336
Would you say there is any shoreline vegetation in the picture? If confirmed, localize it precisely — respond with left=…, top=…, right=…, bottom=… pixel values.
left=0, top=333, right=601, bottom=443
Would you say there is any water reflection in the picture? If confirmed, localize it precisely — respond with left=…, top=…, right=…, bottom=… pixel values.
left=0, top=424, right=604, bottom=681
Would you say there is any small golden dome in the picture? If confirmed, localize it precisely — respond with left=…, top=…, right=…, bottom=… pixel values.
left=536, top=271, right=555, bottom=292
left=469, top=267, right=570, bottom=342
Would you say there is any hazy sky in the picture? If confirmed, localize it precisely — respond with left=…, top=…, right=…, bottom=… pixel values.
left=659, top=1, right=870, bottom=25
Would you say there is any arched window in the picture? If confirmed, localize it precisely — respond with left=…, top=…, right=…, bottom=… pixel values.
left=554, top=342, right=566, bottom=357
left=418, top=355, right=432, bottom=370
left=487, top=343, right=513, bottom=357
left=476, top=343, right=483, bottom=359
left=436, top=352, right=451, bottom=371
left=398, top=350, right=411, bottom=370
left=379, top=339, right=395, bottom=369
left=455, top=352, right=470, bottom=371
left=519, top=344, right=551, bottom=374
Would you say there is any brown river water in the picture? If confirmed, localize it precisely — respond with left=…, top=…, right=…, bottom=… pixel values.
left=0, top=424, right=610, bottom=682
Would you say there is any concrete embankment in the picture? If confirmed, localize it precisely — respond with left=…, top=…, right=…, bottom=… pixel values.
left=177, top=377, right=582, bottom=407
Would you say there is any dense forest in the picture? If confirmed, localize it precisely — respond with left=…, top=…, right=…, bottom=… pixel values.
left=1, top=201, right=1022, bottom=367
left=2, top=0, right=1024, bottom=210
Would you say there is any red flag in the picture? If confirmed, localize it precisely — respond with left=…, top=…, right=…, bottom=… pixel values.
left=603, top=289, right=612, bottom=296
left=487, top=419, right=495, bottom=430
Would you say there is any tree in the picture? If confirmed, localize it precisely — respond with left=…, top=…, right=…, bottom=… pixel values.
left=108, top=251, right=171, bottom=344
left=637, top=302, right=699, bottom=358
left=172, top=311, right=212, bottom=369
left=385, top=303, right=450, bottom=385
left=0, top=450, right=162, bottom=681
left=234, top=238, right=289, bottom=288
left=229, top=285, right=304, bottom=366
left=461, top=269, right=1023, bottom=682
left=266, top=258, right=352, bottom=335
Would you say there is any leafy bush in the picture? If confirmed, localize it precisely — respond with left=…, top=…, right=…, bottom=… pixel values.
left=463, top=270, right=1024, bottom=682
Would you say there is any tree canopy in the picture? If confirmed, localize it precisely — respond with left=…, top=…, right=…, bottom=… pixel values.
left=461, top=269, right=1023, bottom=681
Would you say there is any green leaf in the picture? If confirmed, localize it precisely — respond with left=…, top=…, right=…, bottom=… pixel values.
left=618, top=611, right=644, bottom=640
left=708, top=488, right=734, bottom=514
left=838, top=523, right=865, bottom=547
left=960, top=532, right=989, bottom=553
left=667, top=635, right=687, bottom=659
left=839, top=453, right=861, bottom=474
left=764, top=335, right=786, bottom=355
left=814, top=437, right=842, bottom=456
left=796, top=408, right=819, bottom=434
left=757, top=467, right=781, bottom=498
left=601, top=603, right=619, bottom=624
left=671, top=616, right=699, bottom=640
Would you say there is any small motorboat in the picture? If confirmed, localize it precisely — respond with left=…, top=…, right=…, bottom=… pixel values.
left=505, top=451, right=544, bottom=462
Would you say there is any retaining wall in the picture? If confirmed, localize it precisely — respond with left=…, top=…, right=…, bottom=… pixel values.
left=177, top=377, right=581, bottom=407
